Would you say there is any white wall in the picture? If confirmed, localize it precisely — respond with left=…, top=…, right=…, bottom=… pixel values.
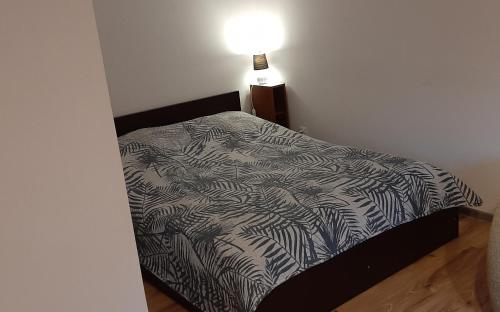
left=0, top=1, right=148, bottom=311
left=94, top=0, right=500, bottom=213
left=94, top=0, right=289, bottom=115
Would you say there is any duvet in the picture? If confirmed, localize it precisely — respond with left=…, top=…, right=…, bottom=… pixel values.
left=119, top=111, right=481, bottom=312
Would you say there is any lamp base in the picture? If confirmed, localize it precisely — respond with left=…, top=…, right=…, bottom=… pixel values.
left=256, top=76, right=268, bottom=85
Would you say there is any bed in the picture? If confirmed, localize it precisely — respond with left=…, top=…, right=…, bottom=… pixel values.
left=114, top=91, right=481, bottom=312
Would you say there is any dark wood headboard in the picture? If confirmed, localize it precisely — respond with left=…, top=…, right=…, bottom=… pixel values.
left=114, top=91, right=241, bottom=136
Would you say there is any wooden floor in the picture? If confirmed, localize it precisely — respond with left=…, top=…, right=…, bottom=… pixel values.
left=143, top=215, right=492, bottom=312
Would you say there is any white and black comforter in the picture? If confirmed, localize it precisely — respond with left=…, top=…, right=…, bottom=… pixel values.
left=119, top=111, right=481, bottom=312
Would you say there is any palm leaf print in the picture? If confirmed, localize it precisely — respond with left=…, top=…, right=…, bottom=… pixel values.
left=119, top=111, right=481, bottom=312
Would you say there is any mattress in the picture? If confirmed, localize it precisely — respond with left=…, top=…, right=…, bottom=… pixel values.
left=118, top=111, right=481, bottom=312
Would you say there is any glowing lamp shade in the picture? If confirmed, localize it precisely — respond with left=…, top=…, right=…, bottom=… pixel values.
left=224, top=12, right=284, bottom=55
left=253, top=54, right=269, bottom=70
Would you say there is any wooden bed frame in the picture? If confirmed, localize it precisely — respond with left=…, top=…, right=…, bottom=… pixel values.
left=114, top=91, right=241, bottom=136
left=114, top=91, right=460, bottom=312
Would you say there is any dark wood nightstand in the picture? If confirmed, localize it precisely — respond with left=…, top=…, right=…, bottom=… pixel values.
left=250, top=83, right=289, bottom=128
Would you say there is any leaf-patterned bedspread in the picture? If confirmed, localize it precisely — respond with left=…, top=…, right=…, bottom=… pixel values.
left=119, top=111, right=481, bottom=312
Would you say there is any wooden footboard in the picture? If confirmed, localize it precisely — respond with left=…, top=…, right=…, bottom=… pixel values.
left=256, top=207, right=459, bottom=311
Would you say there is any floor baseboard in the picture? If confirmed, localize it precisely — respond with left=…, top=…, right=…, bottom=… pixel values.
left=459, top=206, right=493, bottom=221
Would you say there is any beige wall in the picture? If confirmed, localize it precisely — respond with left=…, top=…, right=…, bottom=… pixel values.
left=94, top=0, right=500, bottom=213
left=0, top=1, right=147, bottom=311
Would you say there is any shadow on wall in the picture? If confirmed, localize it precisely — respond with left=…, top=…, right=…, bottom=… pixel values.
left=242, top=91, right=252, bottom=113
left=284, top=87, right=313, bottom=133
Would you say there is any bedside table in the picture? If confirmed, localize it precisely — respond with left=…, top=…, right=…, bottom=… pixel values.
left=250, top=83, right=289, bottom=128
